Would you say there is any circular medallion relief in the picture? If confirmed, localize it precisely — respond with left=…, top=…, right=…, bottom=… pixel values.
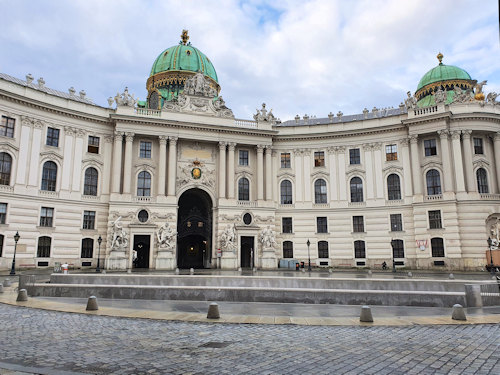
left=243, top=213, right=252, bottom=225
left=191, top=167, right=202, bottom=179
left=138, top=210, right=149, bottom=223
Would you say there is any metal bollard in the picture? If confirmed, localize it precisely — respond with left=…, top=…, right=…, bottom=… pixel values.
left=16, top=289, right=28, bottom=302
left=451, top=304, right=467, bottom=321
left=86, top=296, right=99, bottom=311
left=207, top=302, right=220, bottom=319
left=360, top=305, right=374, bottom=322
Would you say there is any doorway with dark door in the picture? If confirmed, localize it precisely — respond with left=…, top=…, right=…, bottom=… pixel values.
left=133, top=235, right=150, bottom=269
left=241, top=236, right=254, bottom=268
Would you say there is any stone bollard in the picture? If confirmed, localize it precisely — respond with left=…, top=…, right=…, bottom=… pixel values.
left=127, top=269, right=132, bottom=274
left=301, top=268, right=305, bottom=273
left=3, top=279, right=11, bottom=287
left=175, top=268, right=180, bottom=275
left=102, top=270, right=106, bottom=274
left=238, top=267, right=242, bottom=273
left=451, top=304, right=467, bottom=321
left=407, top=272, right=413, bottom=278
left=360, top=305, right=374, bottom=322
left=207, top=302, right=220, bottom=319
left=16, top=289, right=28, bottom=302
left=367, top=270, right=372, bottom=277
left=86, top=296, right=98, bottom=311
left=449, top=273, right=454, bottom=279
left=0, top=284, right=3, bottom=293
left=464, top=284, right=483, bottom=308
left=252, top=267, right=257, bottom=273
left=190, top=268, right=194, bottom=275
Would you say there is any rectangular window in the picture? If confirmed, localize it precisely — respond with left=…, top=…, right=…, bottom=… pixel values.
left=473, top=138, right=483, bottom=154
left=88, top=136, right=100, bottom=154
left=392, top=240, right=405, bottom=258
left=385, top=144, right=397, bottom=161
left=314, top=151, right=325, bottom=167
left=140, top=141, right=152, bottom=158
left=46, top=127, right=60, bottom=147
left=83, top=210, right=96, bottom=230
left=390, top=214, right=403, bottom=232
left=282, top=217, right=292, bottom=233
left=0, top=203, right=6, bottom=224
left=81, top=238, right=94, bottom=258
left=40, top=207, right=54, bottom=227
left=0, top=116, right=15, bottom=138
left=354, top=240, right=366, bottom=258
left=239, top=150, right=249, bottom=166
left=281, top=153, right=291, bottom=168
left=428, top=210, right=442, bottom=229
left=317, top=217, right=328, bottom=233
left=349, top=148, right=360, bottom=165
left=283, top=241, right=293, bottom=258
left=352, top=216, right=364, bottom=232
left=424, top=139, right=437, bottom=156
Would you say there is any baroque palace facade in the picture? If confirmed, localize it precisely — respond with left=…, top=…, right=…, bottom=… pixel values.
left=1, top=32, right=500, bottom=271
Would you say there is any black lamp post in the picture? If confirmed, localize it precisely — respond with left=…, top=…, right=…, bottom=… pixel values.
left=9, top=231, right=20, bottom=276
left=306, top=239, right=311, bottom=271
left=487, top=237, right=495, bottom=276
left=96, top=235, right=102, bottom=273
left=391, top=239, right=397, bottom=273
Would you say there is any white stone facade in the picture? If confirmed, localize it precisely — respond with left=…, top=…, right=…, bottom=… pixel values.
left=1, top=73, right=500, bottom=271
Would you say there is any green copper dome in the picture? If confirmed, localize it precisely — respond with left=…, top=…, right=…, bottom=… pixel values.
left=416, top=64, right=471, bottom=92
left=149, top=44, right=218, bottom=83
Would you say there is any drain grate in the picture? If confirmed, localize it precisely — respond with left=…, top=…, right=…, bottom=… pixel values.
left=199, top=341, right=232, bottom=348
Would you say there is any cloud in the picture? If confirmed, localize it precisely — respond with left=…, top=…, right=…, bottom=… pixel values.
left=0, top=0, right=498, bottom=120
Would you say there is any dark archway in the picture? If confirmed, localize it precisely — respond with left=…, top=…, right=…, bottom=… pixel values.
left=177, top=188, right=212, bottom=269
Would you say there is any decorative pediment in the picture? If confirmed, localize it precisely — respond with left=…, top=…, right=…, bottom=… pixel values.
left=82, top=157, right=104, bottom=167
left=277, top=170, right=295, bottom=178
left=310, top=169, right=329, bottom=179
left=382, top=165, right=403, bottom=174
left=473, top=158, right=490, bottom=170
left=134, top=162, right=156, bottom=171
left=421, top=160, right=442, bottom=170
left=346, top=167, right=365, bottom=178
left=0, top=141, right=19, bottom=153
left=40, top=150, right=63, bottom=161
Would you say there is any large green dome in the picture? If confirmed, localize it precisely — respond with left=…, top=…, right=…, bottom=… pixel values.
left=416, top=64, right=471, bottom=92
left=149, top=44, right=218, bottom=83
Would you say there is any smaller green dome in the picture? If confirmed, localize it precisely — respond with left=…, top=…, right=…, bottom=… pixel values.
left=416, top=63, right=471, bottom=92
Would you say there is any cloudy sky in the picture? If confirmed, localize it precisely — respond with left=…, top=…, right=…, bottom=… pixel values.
left=0, top=0, right=498, bottom=120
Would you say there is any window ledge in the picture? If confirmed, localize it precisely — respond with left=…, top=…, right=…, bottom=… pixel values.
left=389, top=230, right=405, bottom=233
left=316, top=232, right=330, bottom=235
left=351, top=231, right=366, bottom=235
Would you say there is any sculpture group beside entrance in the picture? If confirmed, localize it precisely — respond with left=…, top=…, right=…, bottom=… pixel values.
left=111, top=217, right=129, bottom=250
left=259, top=225, right=277, bottom=250
left=156, top=222, right=176, bottom=251
left=219, top=224, right=236, bottom=253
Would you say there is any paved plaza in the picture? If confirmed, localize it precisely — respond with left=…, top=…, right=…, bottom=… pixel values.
left=0, top=303, right=499, bottom=375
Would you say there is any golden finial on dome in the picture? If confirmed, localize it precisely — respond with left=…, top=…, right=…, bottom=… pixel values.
left=181, top=30, right=189, bottom=45
left=437, top=52, right=443, bottom=65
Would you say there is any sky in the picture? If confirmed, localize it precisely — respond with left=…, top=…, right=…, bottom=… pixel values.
left=0, top=0, right=499, bottom=121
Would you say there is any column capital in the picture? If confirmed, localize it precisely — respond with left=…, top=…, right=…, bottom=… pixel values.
left=125, top=132, right=135, bottom=142
left=227, top=142, right=236, bottom=151
left=264, top=145, right=272, bottom=154
left=218, top=141, right=227, bottom=150
left=437, top=129, right=449, bottom=139
left=451, top=130, right=461, bottom=140
left=114, top=131, right=124, bottom=141
left=494, top=132, right=500, bottom=141
left=104, top=135, right=114, bottom=143
left=169, top=136, right=178, bottom=146
left=461, top=129, right=472, bottom=138
left=256, top=144, right=265, bottom=153
left=409, top=135, right=419, bottom=144
left=159, top=135, right=168, bottom=145
left=400, top=137, right=410, bottom=147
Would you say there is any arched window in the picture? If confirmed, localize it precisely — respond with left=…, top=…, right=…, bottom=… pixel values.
left=83, top=167, right=98, bottom=196
left=238, top=178, right=249, bottom=201
left=137, top=171, right=151, bottom=196
left=283, top=241, right=293, bottom=258
left=81, top=238, right=94, bottom=258
left=354, top=240, right=365, bottom=258
left=387, top=173, right=401, bottom=200
left=0, top=234, right=3, bottom=257
left=0, top=153, right=12, bottom=185
left=426, top=169, right=441, bottom=195
left=314, top=179, right=327, bottom=204
left=391, top=239, right=404, bottom=258
left=37, top=236, right=51, bottom=258
left=318, top=241, right=329, bottom=258
left=280, top=180, right=292, bottom=204
left=431, top=237, right=444, bottom=257
left=476, top=168, right=489, bottom=193
left=350, top=177, right=363, bottom=202
left=41, top=161, right=57, bottom=191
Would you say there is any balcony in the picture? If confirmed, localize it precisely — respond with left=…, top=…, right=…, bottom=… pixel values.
left=237, top=200, right=257, bottom=207
left=135, top=108, right=161, bottom=117
left=133, top=196, right=155, bottom=203
left=480, top=193, right=500, bottom=200
left=425, top=194, right=443, bottom=201
left=38, top=190, right=59, bottom=198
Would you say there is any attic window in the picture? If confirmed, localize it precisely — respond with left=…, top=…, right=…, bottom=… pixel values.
left=186, top=50, right=191, bottom=56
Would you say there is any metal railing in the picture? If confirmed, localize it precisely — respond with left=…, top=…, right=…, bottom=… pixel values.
left=480, top=282, right=500, bottom=306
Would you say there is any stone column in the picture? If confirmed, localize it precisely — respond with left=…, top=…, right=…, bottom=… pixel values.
left=111, top=131, right=123, bottom=193
left=451, top=130, right=466, bottom=192
left=438, top=130, right=453, bottom=192
left=157, top=136, right=167, bottom=196
left=167, top=137, right=178, bottom=197
left=102, top=136, right=113, bottom=195
left=218, top=142, right=227, bottom=199
left=461, top=130, right=475, bottom=192
left=122, top=132, right=134, bottom=195
left=494, top=133, right=500, bottom=193
left=337, top=147, right=347, bottom=201
left=373, top=143, right=384, bottom=199
left=294, top=149, right=303, bottom=202
left=61, top=126, right=75, bottom=191
left=328, top=147, right=338, bottom=201
left=265, top=146, right=272, bottom=201
left=272, top=150, right=278, bottom=202
left=71, top=130, right=85, bottom=192
left=364, top=144, right=375, bottom=199
left=409, top=135, right=422, bottom=195
left=401, top=138, right=413, bottom=197
left=257, top=145, right=264, bottom=200
left=227, top=143, right=236, bottom=199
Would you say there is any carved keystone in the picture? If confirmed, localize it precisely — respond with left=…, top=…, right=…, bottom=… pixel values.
left=360, top=305, right=374, bottom=322
left=16, top=289, right=28, bottom=302
left=86, top=296, right=99, bottom=311
left=451, top=304, right=467, bottom=321
left=207, top=302, right=220, bottom=319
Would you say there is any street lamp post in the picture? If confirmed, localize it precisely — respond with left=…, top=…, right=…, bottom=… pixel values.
left=306, top=239, right=311, bottom=271
left=9, top=231, right=20, bottom=276
left=96, top=235, right=102, bottom=273
left=487, top=237, right=495, bottom=276
left=391, top=239, right=396, bottom=273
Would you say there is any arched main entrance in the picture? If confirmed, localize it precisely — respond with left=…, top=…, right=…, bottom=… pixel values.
left=177, top=188, right=213, bottom=269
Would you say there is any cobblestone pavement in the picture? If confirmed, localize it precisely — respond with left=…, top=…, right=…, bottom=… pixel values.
left=0, top=304, right=499, bottom=375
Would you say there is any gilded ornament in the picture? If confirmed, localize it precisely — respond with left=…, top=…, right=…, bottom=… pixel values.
left=191, top=167, right=202, bottom=179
